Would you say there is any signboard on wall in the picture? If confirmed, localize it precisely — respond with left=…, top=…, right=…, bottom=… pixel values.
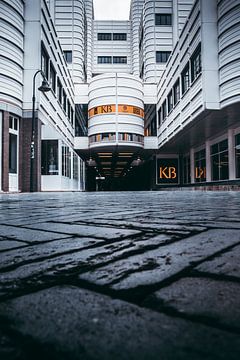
left=156, top=158, right=179, bottom=185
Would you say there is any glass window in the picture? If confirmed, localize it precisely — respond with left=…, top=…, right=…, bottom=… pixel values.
left=41, top=44, right=49, bottom=80
left=113, top=56, right=127, bottom=64
left=235, top=134, right=240, bottom=178
left=97, top=56, right=112, bottom=64
left=62, top=145, right=71, bottom=178
left=98, top=33, right=112, bottom=41
left=73, top=153, right=79, bottom=180
left=63, top=50, right=72, bottom=63
left=173, top=78, right=180, bottom=105
left=181, top=63, right=190, bottom=94
left=63, top=90, right=67, bottom=112
left=162, top=100, right=167, bottom=122
left=155, top=14, right=172, bottom=26
left=183, top=155, right=191, bottom=184
left=191, top=44, right=201, bottom=82
left=57, top=78, right=62, bottom=104
left=50, top=62, right=56, bottom=93
left=9, top=133, right=17, bottom=174
left=156, top=51, right=171, bottom=63
left=158, top=108, right=161, bottom=127
left=194, top=149, right=206, bottom=182
left=211, top=140, right=229, bottom=181
left=113, top=33, right=127, bottom=41
left=41, top=140, right=58, bottom=175
left=167, top=90, right=173, bottom=113
left=67, top=100, right=71, bottom=120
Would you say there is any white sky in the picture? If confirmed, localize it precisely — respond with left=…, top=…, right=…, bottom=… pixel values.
left=93, top=0, right=131, bottom=20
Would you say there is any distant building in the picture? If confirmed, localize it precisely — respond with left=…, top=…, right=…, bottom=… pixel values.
left=0, top=0, right=239, bottom=192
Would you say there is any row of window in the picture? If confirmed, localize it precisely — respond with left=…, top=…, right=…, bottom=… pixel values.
left=41, top=140, right=79, bottom=179
left=89, top=133, right=144, bottom=143
left=41, top=44, right=74, bottom=124
left=183, top=136, right=240, bottom=184
left=158, top=44, right=202, bottom=125
left=155, top=14, right=172, bottom=26
left=97, top=33, right=127, bottom=41
left=97, top=56, right=127, bottom=64
left=156, top=51, right=171, bottom=64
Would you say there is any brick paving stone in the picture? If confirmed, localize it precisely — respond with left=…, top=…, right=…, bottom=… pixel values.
left=0, top=237, right=103, bottom=270
left=196, top=244, right=240, bottom=278
left=0, top=225, right=70, bottom=242
left=79, top=229, right=240, bottom=289
left=25, top=222, right=141, bottom=239
left=143, top=277, right=240, bottom=331
left=0, top=286, right=239, bottom=360
left=0, top=240, right=28, bottom=251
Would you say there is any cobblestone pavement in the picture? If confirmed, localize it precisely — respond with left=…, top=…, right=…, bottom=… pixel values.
left=0, top=191, right=240, bottom=359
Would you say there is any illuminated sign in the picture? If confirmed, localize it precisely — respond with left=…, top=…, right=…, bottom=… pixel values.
left=157, top=158, right=179, bottom=185
left=195, top=167, right=206, bottom=180
left=88, top=104, right=144, bottom=119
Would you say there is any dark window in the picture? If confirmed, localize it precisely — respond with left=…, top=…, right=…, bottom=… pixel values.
left=162, top=100, right=167, bottom=121
left=97, top=56, right=112, bottom=64
left=156, top=51, right=171, bottom=63
left=41, top=140, right=59, bottom=175
left=71, top=107, right=74, bottom=125
left=50, top=62, right=56, bottom=93
left=173, top=78, right=180, bottom=105
left=211, top=140, right=229, bottom=181
left=194, top=149, right=206, bottom=182
left=41, top=44, right=49, bottom=80
left=63, top=50, right=72, bottom=63
left=236, top=134, right=240, bottom=178
left=57, top=78, right=62, bottom=104
left=9, top=133, right=17, bottom=174
left=113, top=33, right=127, bottom=41
left=181, top=63, right=190, bottom=94
left=140, top=62, right=144, bottom=79
left=167, top=90, right=173, bottom=113
left=63, top=90, right=67, bottom=112
left=183, top=155, right=191, bottom=184
left=113, top=56, right=127, bottom=64
left=67, top=100, right=71, bottom=120
left=97, top=33, right=112, bottom=41
left=191, top=44, right=201, bottom=82
left=158, top=107, right=161, bottom=127
left=155, top=14, right=172, bottom=26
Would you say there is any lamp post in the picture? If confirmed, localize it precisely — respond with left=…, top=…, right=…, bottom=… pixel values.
left=30, top=70, right=51, bottom=192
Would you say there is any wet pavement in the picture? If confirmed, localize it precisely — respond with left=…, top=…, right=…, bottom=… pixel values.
left=0, top=191, right=240, bottom=359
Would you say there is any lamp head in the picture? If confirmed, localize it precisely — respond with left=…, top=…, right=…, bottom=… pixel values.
left=38, top=79, right=51, bottom=92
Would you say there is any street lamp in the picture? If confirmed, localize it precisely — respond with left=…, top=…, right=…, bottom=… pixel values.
left=30, top=70, right=51, bottom=192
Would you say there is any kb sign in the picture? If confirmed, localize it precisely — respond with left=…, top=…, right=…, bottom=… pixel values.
left=157, top=158, right=179, bottom=185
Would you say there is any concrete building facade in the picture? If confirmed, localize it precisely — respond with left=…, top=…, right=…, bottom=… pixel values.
left=1, top=0, right=240, bottom=192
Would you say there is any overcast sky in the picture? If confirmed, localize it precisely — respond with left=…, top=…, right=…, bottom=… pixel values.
left=93, top=0, right=131, bottom=20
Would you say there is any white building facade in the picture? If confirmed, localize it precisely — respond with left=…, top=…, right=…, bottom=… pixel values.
left=1, top=0, right=240, bottom=191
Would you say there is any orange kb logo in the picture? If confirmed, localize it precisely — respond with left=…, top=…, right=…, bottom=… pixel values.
left=160, top=167, right=177, bottom=179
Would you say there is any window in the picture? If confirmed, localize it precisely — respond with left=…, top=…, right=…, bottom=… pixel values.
left=57, top=78, right=62, bottom=104
left=183, top=155, right=191, bottom=184
left=156, top=51, right=171, bottom=63
left=98, top=56, right=112, bottom=64
left=50, top=62, right=56, bottom=93
left=158, top=108, right=161, bottom=127
left=181, top=63, right=190, bottom=94
left=191, top=44, right=201, bottom=82
left=162, top=100, right=167, bottom=122
left=113, top=33, right=127, bottom=41
left=235, top=134, right=240, bottom=178
left=41, top=140, right=58, bottom=175
left=173, top=78, right=180, bottom=105
left=113, top=56, right=127, bottom=64
left=155, top=14, right=172, bottom=26
left=63, top=90, right=67, bottom=112
left=167, top=90, right=173, bottom=113
left=71, top=107, right=74, bottom=125
left=62, top=145, right=71, bottom=178
left=211, top=140, right=229, bottom=181
left=9, top=134, right=17, bottom=174
left=67, top=100, right=71, bottom=120
left=194, top=149, right=206, bottom=182
left=140, top=62, right=144, bottom=79
left=63, top=50, right=72, bottom=63
left=73, top=153, right=79, bottom=180
left=98, top=33, right=112, bottom=41
left=41, top=44, right=49, bottom=80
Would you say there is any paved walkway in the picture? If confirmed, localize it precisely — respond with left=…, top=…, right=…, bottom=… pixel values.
left=0, top=191, right=240, bottom=359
